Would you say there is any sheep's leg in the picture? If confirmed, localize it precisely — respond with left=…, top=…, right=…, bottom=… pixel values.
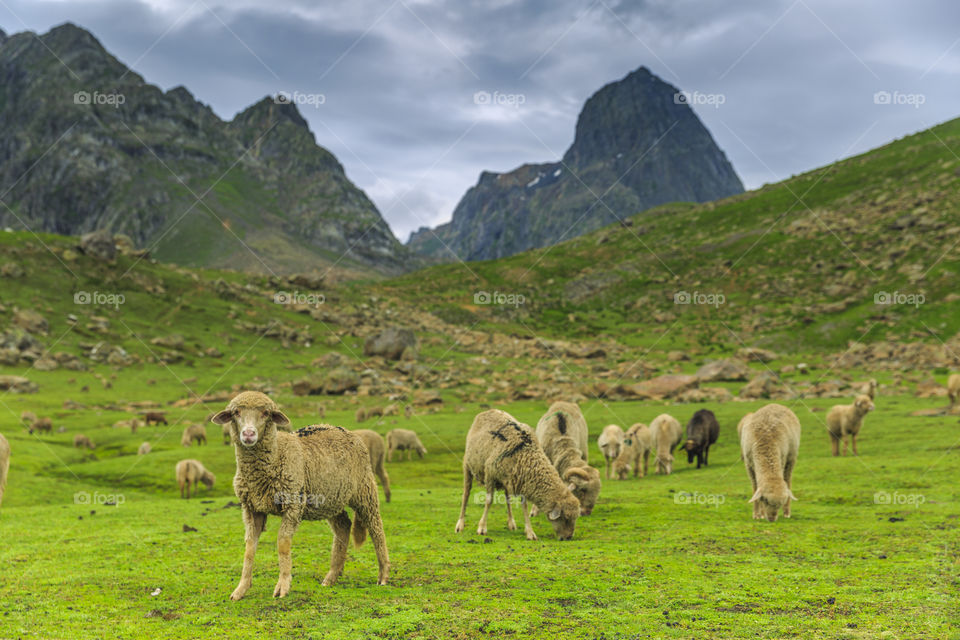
left=476, top=483, right=495, bottom=536
left=273, top=513, right=301, bottom=598
left=353, top=486, right=390, bottom=585
left=521, top=496, right=537, bottom=541
left=504, top=488, right=517, bottom=531
left=841, top=436, right=848, bottom=456
left=322, top=511, right=352, bottom=586
left=231, top=509, right=266, bottom=601
left=455, top=466, right=472, bottom=533
left=852, top=434, right=859, bottom=456
left=783, top=459, right=796, bottom=518
left=376, top=460, right=391, bottom=503
left=830, top=435, right=840, bottom=457
left=178, top=479, right=185, bottom=499
left=748, top=467, right=761, bottom=520
left=387, top=445, right=393, bottom=463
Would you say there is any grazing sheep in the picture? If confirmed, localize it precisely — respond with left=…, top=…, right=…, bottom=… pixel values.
left=73, top=434, right=95, bottom=450
left=28, top=417, right=52, bottom=435
left=382, top=404, right=399, bottom=417
left=949, top=374, right=960, bottom=407
left=355, top=407, right=368, bottom=423
left=181, top=424, right=207, bottom=447
left=826, top=394, right=874, bottom=456
left=535, top=403, right=601, bottom=515
left=175, top=459, right=215, bottom=499
left=739, top=403, right=800, bottom=522
left=597, top=424, right=625, bottom=480
left=143, top=411, right=168, bottom=426
left=20, top=411, right=37, bottom=427
left=354, top=430, right=391, bottom=503
left=683, top=409, right=720, bottom=469
left=455, top=410, right=580, bottom=541
left=138, top=442, right=151, bottom=455
left=650, top=414, right=683, bottom=475
left=386, top=429, right=427, bottom=461
left=611, top=423, right=652, bottom=479
left=212, top=391, right=389, bottom=599
left=0, top=432, right=9, bottom=509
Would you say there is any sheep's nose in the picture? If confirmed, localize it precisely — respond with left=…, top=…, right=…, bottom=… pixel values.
left=241, top=429, right=256, bottom=441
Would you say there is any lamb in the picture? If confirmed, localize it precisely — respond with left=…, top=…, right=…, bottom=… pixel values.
left=826, top=394, right=874, bottom=456
left=138, top=442, right=151, bottom=455
left=535, top=402, right=602, bottom=515
left=73, top=434, right=95, bottom=450
left=597, top=424, right=625, bottom=479
left=455, top=410, right=581, bottom=541
left=650, top=414, right=683, bottom=475
left=0, top=432, right=9, bottom=509
left=683, top=409, right=720, bottom=469
left=143, top=411, right=168, bottom=426
left=611, top=423, right=652, bottom=479
left=949, top=374, right=960, bottom=408
left=739, top=403, right=800, bottom=521
left=354, top=429, right=391, bottom=503
left=181, top=423, right=207, bottom=447
left=28, top=417, right=52, bottom=435
left=175, top=459, right=215, bottom=498
left=212, top=391, right=389, bottom=599
left=386, top=429, right=427, bottom=461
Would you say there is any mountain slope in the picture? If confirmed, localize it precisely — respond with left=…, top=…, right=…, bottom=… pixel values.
left=0, top=23, right=410, bottom=276
left=407, top=67, right=743, bottom=261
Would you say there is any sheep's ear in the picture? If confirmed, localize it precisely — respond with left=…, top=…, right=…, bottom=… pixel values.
left=211, top=410, right=232, bottom=425
left=271, top=411, right=290, bottom=427
left=565, top=467, right=590, bottom=482
left=548, top=506, right=562, bottom=521
left=748, top=488, right=762, bottom=503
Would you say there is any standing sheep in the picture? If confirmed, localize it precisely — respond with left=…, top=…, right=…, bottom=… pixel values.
left=73, top=434, right=95, bottom=450
left=826, top=394, right=874, bottom=456
left=611, top=423, right=652, bottom=479
left=181, top=424, right=207, bottom=447
left=175, top=459, right=215, bottom=498
left=143, top=412, right=168, bottom=426
left=455, top=410, right=580, bottom=541
left=138, top=442, right=152, bottom=456
left=864, top=378, right=878, bottom=400
left=354, top=429, right=391, bottom=503
left=535, top=403, right=602, bottom=515
left=650, top=414, right=683, bottom=475
left=597, top=424, right=625, bottom=480
left=948, top=374, right=960, bottom=408
left=385, top=429, right=427, bottom=461
left=20, top=411, right=37, bottom=428
left=212, top=391, right=389, bottom=599
left=29, top=417, right=52, bottom=435
left=0, top=432, right=9, bottom=509
left=740, top=403, right=800, bottom=522
left=683, top=409, right=720, bottom=469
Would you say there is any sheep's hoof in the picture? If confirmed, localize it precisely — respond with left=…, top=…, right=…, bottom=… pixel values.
left=229, top=586, right=248, bottom=601
left=476, top=525, right=487, bottom=535
left=454, top=519, right=465, bottom=533
left=273, top=579, right=291, bottom=598
left=321, top=572, right=339, bottom=586
left=506, top=520, right=517, bottom=531
left=525, top=530, right=538, bottom=541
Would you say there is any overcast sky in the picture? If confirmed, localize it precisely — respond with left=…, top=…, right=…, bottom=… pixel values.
left=1, top=0, right=958, bottom=242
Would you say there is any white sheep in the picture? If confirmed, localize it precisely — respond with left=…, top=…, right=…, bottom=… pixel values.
left=354, top=429, right=391, bottom=503
left=175, top=459, right=215, bottom=498
left=826, top=394, right=874, bottom=456
left=650, top=414, right=683, bottom=475
left=73, top=434, right=95, bottom=450
left=949, top=374, right=960, bottom=407
left=181, top=424, right=207, bottom=447
left=597, top=424, right=625, bottom=479
left=138, top=442, right=152, bottom=456
left=535, top=402, right=601, bottom=515
left=611, top=423, right=652, bottom=479
left=740, top=403, right=800, bottom=521
left=385, top=429, right=427, bottom=461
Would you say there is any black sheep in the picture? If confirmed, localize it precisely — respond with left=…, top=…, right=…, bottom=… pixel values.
left=684, top=409, right=720, bottom=469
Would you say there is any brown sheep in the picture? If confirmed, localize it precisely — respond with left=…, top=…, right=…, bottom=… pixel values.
left=611, top=423, right=652, bottom=479
left=0, top=432, right=9, bottom=509
left=175, top=459, right=215, bottom=498
left=73, top=434, right=95, bottom=450
left=29, top=417, right=52, bottom=435
left=740, top=403, right=800, bottom=522
left=212, top=391, right=389, bottom=599
left=143, top=412, right=168, bottom=426
left=949, top=374, right=960, bottom=408
left=535, top=402, right=601, bottom=515
left=385, top=429, right=427, bottom=461
left=455, top=410, right=580, bottom=541
left=354, top=430, right=391, bottom=503
left=597, top=424, right=625, bottom=480
left=826, top=394, right=874, bottom=456
left=181, top=423, right=207, bottom=447
left=650, top=414, right=683, bottom=475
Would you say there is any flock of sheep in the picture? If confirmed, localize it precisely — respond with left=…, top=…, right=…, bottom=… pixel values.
left=0, top=372, right=951, bottom=599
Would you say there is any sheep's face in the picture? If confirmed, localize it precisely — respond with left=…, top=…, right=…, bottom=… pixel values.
left=656, top=454, right=673, bottom=475
left=749, top=486, right=796, bottom=522
left=564, top=467, right=601, bottom=516
left=613, top=460, right=630, bottom=480
left=416, top=444, right=428, bottom=458
left=547, top=495, right=580, bottom=540
left=855, top=396, right=875, bottom=414
left=202, top=472, right=216, bottom=489
left=212, top=392, right=290, bottom=449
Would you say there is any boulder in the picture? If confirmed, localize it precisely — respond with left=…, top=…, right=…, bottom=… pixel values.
left=364, top=327, right=417, bottom=361
left=623, top=374, right=699, bottom=400
left=696, top=358, right=751, bottom=382
left=325, top=367, right=361, bottom=394
left=78, top=229, right=117, bottom=261
left=737, top=347, right=777, bottom=363
left=151, top=335, right=185, bottom=349
left=740, top=373, right=786, bottom=399
left=0, top=375, right=37, bottom=393
left=13, top=309, right=48, bottom=335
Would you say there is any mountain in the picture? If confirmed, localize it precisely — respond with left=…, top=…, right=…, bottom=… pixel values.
left=407, top=67, right=743, bottom=261
left=0, top=23, right=410, bottom=276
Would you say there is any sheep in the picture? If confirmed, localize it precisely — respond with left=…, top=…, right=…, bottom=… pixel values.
left=455, top=410, right=580, bottom=541
left=404, top=405, right=413, bottom=419
left=138, top=442, right=151, bottom=456
left=28, top=417, right=52, bottom=435
left=386, top=429, right=427, bottom=461
left=650, top=414, right=683, bottom=475
left=143, top=411, right=168, bottom=426
left=865, top=378, right=878, bottom=400
left=181, top=424, right=207, bottom=447
left=826, top=394, right=874, bottom=456
left=597, top=424, right=625, bottom=480
left=175, top=459, right=215, bottom=499
left=949, top=374, right=960, bottom=408
left=611, top=423, right=652, bottom=479
left=113, top=418, right=142, bottom=432
left=73, top=434, right=95, bottom=450
left=0, top=432, right=9, bottom=509
left=382, top=403, right=399, bottom=417
left=736, top=413, right=754, bottom=461
left=211, top=391, right=389, bottom=599
left=683, top=409, right=720, bottom=469
left=354, top=429, right=391, bottom=503
left=535, top=402, right=602, bottom=515
left=20, top=411, right=36, bottom=427
left=739, top=403, right=800, bottom=521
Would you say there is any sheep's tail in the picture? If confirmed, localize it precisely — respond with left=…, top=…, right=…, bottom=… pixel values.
left=351, top=517, right=367, bottom=548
